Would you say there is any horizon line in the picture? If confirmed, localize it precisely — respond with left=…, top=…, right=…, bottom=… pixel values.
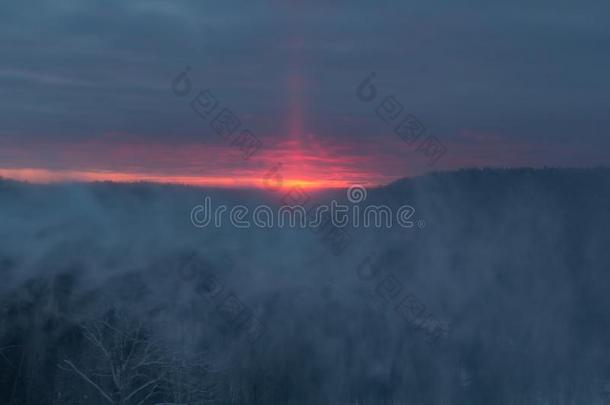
left=0, top=167, right=383, bottom=190
left=1, top=166, right=609, bottom=191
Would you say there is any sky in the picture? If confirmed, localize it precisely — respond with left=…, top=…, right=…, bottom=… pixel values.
left=0, top=0, right=609, bottom=188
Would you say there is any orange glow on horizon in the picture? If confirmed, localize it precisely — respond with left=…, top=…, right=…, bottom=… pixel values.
left=0, top=168, right=357, bottom=190
left=0, top=119, right=406, bottom=189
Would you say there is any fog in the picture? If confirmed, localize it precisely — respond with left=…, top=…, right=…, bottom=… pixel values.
left=1, top=168, right=610, bottom=404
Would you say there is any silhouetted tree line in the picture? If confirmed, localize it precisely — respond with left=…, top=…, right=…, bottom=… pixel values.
left=1, top=168, right=610, bottom=404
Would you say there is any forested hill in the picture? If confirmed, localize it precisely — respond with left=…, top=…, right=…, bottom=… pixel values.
left=1, top=168, right=610, bottom=404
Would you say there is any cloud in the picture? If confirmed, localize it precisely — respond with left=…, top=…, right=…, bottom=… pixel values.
left=0, top=0, right=609, bottom=177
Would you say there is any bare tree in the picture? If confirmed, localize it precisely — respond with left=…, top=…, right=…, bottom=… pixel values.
left=60, top=309, right=217, bottom=405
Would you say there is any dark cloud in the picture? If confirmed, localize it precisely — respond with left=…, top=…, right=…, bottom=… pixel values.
left=0, top=0, right=608, bottom=174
